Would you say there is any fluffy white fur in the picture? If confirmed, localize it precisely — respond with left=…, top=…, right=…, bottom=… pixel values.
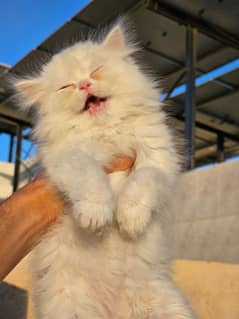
left=14, top=23, right=196, bottom=319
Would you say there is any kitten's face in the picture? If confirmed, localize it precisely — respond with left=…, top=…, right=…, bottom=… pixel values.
left=14, top=25, right=158, bottom=134
left=39, top=41, right=139, bottom=117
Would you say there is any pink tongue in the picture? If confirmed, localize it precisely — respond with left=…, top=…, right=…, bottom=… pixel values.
left=88, top=99, right=106, bottom=114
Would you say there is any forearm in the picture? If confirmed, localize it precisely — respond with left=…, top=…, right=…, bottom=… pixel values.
left=0, top=155, right=134, bottom=280
left=0, top=176, right=64, bottom=280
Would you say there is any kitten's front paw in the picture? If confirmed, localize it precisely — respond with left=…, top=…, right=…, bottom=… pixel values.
left=73, top=198, right=115, bottom=231
left=117, top=200, right=152, bottom=239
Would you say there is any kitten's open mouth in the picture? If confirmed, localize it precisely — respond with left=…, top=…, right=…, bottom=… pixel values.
left=83, top=94, right=108, bottom=114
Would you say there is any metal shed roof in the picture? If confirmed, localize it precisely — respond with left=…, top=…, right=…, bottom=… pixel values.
left=0, top=0, right=239, bottom=167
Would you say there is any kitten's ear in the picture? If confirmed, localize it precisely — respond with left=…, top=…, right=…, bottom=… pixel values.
left=13, top=77, right=43, bottom=109
left=102, top=25, right=128, bottom=51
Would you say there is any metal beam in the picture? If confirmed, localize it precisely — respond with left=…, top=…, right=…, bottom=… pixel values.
left=173, top=115, right=239, bottom=163
left=169, top=117, right=214, bottom=143
left=13, top=125, right=23, bottom=192
left=146, top=0, right=239, bottom=51
left=194, top=120, right=239, bottom=143
left=145, top=46, right=236, bottom=91
left=8, top=133, right=14, bottom=163
left=196, top=110, right=239, bottom=137
left=195, top=139, right=238, bottom=161
left=195, top=143, right=217, bottom=158
left=164, top=47, right=237, bottom=91
left=144, top=46, right=183, bottom=68
left=184, top=25, right=196, bottom=170
left=175, top=114, right=239, bottom=143
left=196, top=88, right=239, bottom=110
left=173, top=97, right=239, bottom=138
left=164, top=71, right=186, bottom=100
left=224, top=144, right=239, bottom=158
left=216, top=132, right=225, bottom=162
left=0, top=100, right=32, bottom=127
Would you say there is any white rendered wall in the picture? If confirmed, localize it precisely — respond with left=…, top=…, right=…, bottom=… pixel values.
left=170, top=159, right=239, bottom=263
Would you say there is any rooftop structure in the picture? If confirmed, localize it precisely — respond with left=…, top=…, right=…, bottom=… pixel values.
left=1, top=0, right=239, bottom=190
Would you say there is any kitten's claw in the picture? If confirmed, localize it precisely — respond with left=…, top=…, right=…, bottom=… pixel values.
left=73, top=200, right=114, bottom=231
left=117, top=201, right=152, bottom=239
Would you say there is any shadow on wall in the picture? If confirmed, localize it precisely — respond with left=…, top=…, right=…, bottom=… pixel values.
left=0, top=282, right=28, bottom=319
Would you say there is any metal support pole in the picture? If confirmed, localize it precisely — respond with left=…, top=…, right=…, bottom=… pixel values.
left=184, top=25, right=197, bottom=170
left=13, top=125, right=23, bottom=192
left=8, top=133, right=14, bottom=162
left=216, top=132, right=225, bottom=162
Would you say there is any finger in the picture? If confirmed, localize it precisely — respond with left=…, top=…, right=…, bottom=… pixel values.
left=104, top=155, right=135, bottom=174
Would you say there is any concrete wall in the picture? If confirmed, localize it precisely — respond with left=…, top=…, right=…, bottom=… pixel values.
left=170, top=160, right=239, bottom=263
left=0, top=158, right=37, bottom=201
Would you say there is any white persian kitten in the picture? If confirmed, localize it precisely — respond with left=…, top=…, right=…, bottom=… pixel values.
left=14, top=23, right=196, bottom=319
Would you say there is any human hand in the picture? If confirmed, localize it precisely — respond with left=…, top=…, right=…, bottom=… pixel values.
left=0, top=154, right=135, bottom=279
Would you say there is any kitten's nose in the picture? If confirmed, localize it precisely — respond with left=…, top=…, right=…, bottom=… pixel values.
left=79, top=81, right=91, bottom=91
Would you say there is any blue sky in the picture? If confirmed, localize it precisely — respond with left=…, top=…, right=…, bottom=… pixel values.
left=0, top=0, right=89, bottom=161
left=0, top=0, right=89, bottom=65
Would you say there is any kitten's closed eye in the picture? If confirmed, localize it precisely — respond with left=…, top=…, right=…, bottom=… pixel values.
left=58, top=83, right=76, bottom=91
left=57, top=65, right=104, bottom=92
left=90, top=65, right=104, bottom=80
